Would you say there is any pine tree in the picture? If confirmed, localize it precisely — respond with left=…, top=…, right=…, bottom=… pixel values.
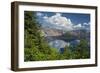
left=73, top=39, right=90, bottom=59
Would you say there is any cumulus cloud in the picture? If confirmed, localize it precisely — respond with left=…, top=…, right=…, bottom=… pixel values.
left=42, top=13, right=74, bottom=31
left=73, top=23, right=83, bottom=29
left=83, top=22, right=90, bottom=26
left=43, top=15, right=48, bottom=19
left=83, top=22, right=90, bottom=30
left=44, top=13, right=73, bottom=26
left=73, top=22, right=90, bottom=30
left=38, top=12, right=90, bottom=31
left=36, top=12, right=43, bottom=16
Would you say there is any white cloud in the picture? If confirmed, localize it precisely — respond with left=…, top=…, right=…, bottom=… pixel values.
left=83, top=22, right=90, bottom=30
left=36, top=12, right=43, bottom=16
left=43, top=15, right=48, bottom=19
left=40, top=13, right=90, bottom=31
left=83, top=22, right=89, bottom=26
left=48, top=13, right=72, bottom=26
left=42, top=13, right=73, bottom=31
left=74, top=23, right=82, bottom=28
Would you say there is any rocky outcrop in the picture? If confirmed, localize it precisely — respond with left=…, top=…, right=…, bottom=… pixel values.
left=42, top=28, right=65, bottom=37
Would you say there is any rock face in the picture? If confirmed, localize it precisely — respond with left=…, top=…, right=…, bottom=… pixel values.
left=42, top=28, right=65, bottom=37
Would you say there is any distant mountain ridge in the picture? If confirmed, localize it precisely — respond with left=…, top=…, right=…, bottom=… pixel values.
left=41, top=27, right=65, bottom=37
left=41, top=27, right=90, bottom=41
left=41, top=27, right=90, bottom=50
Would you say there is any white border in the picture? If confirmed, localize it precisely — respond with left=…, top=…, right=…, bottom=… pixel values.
left=18, top=5, right=96, bottom=68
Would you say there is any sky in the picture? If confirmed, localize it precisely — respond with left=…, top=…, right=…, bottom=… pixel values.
left=35, top=11, right=90, bottom=31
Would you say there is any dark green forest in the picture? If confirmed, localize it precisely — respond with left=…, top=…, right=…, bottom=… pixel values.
left=24, top=11, right=90, bottom=61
